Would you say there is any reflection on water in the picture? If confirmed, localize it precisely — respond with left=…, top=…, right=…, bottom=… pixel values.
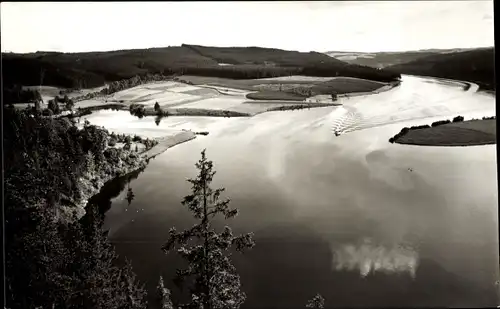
left=332, top=238, right=418, bottom=278
left=126, top=187, right=135, bottom=206
left=87, top=167, right=144, bottom=215
left=84, top=76, right=499, bottom=308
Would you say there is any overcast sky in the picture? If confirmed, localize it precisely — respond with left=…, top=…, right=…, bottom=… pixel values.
left=0, top=1, right=494, bottom=53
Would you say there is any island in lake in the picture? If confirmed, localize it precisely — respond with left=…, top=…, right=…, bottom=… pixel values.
left=389, top=116, right=496, bottom=146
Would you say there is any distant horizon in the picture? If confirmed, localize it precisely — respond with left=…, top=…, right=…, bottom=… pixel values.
left=1, top=43, right=495, bottom=55
left=1, top=1, right=494, bottom=54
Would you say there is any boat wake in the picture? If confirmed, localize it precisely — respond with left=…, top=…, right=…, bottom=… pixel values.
left=328, top=76, right=492, bottom=137
left=329, top=105, right=363, bottom=135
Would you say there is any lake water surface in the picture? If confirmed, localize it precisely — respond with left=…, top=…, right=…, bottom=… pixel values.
left=86, top=76, right=498, bottom=308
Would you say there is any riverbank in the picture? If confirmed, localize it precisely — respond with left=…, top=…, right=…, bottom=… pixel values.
left=66, top=150, right=147, bottom=221
left=61, top=128, right=199, bottom=222
left=401, top=74, right=477, bottom=92
left=67, top=103, right=253, bottom=119
left=141, top=131, right=197, bottom=160
left=263, top=103, right=339, bottom=112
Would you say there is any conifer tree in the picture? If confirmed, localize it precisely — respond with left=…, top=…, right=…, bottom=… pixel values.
left=158, top=276, right=174, bottom=309
left=66, top=99, right=75, bottom=112
left=162, top=149, right=255, bottom=309
left=305, top=294, right=325, bottom=309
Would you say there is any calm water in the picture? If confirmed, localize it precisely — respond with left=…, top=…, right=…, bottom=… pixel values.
left=86, top=76, right=498, bottom=308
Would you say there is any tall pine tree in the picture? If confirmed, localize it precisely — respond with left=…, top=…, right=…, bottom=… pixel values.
left=162, top=149, right=255, bottom=309
left=157, top=276, right=174, bottom=309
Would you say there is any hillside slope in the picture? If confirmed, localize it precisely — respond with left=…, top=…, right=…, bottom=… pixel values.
left=2, top=47, right=218, bottom=88
left=183, top=44, right=345, bottom=66
left=384, top=47, right=495, bottom=90
left=325, top=48, right=478, bottom=68
left=2, top=45, right=400, bottom=89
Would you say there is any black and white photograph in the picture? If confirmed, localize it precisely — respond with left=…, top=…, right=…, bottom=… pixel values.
left=1, top=1, right=497, bottom=308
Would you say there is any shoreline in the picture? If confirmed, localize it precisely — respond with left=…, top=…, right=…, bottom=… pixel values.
left=404, top=74, right=477, bottom=92
left=67, top=158, right=147, bottom=221
left=57, top=76, right=405, bottom=217
left=141, top=131, right=197, bottom=160
left=65, top=129, right=198, bottom=222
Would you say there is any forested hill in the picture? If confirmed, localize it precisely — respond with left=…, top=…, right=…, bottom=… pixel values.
left=384, top=47, right=495, bottom=90
left=324, top=48, right=477, bottom=69
left=182, top=44, right=346, bottom=66
left=2, top=44, right=401, bottom=89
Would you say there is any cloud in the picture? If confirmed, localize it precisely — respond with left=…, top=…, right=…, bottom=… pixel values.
left=0, top=1, right=495, bottom=53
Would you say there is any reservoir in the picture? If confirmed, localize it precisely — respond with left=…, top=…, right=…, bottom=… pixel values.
left=85, top=75, right=498, bottom=308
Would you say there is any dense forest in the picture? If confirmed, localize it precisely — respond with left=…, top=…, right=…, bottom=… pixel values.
left=2, top=45, right=401, bottom=91
left=183, top=44, right=344, bottom=66
left=4, top=106, right=150, bottom=308
left=384, top=47, right=495, bottom=90
left=3, top=85, right=43, bottom=105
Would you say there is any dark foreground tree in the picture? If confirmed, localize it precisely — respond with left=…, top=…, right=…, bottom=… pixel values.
left=4, top=107, right=147, bottom=309
left=66, top=99, right=75, bottom=112
left=305, top=294, right=325, bottom=308
left=67, top=205, right=147, bottom=309
left=158, top=276, right=174, bottom=309
left=48, top=98, right=61, bottom=114
left=162, top=149, right=255, bottom=309
left=6, top=202, right=148, bottom=309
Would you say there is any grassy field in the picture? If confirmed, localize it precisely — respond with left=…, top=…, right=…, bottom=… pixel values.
left=177, top=97, right=251, bottom=112
left=176, top=76, right=257, bottom=91
left=310, top=78, right=384, bottom=94
left=178, top=75, right=323, bottom=88
left=179, top=75, right=386, bottom=96
left=394, top=119, right=496, bottom=146
left=68, top=79, right=340, bottom=118
left=25, top=70, right=387, bottom=121
left=68, top=76, right=381, bottom=116
left=446, top=119, right=496, bottom=135
left=245, top=91, right=306, bottom=101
